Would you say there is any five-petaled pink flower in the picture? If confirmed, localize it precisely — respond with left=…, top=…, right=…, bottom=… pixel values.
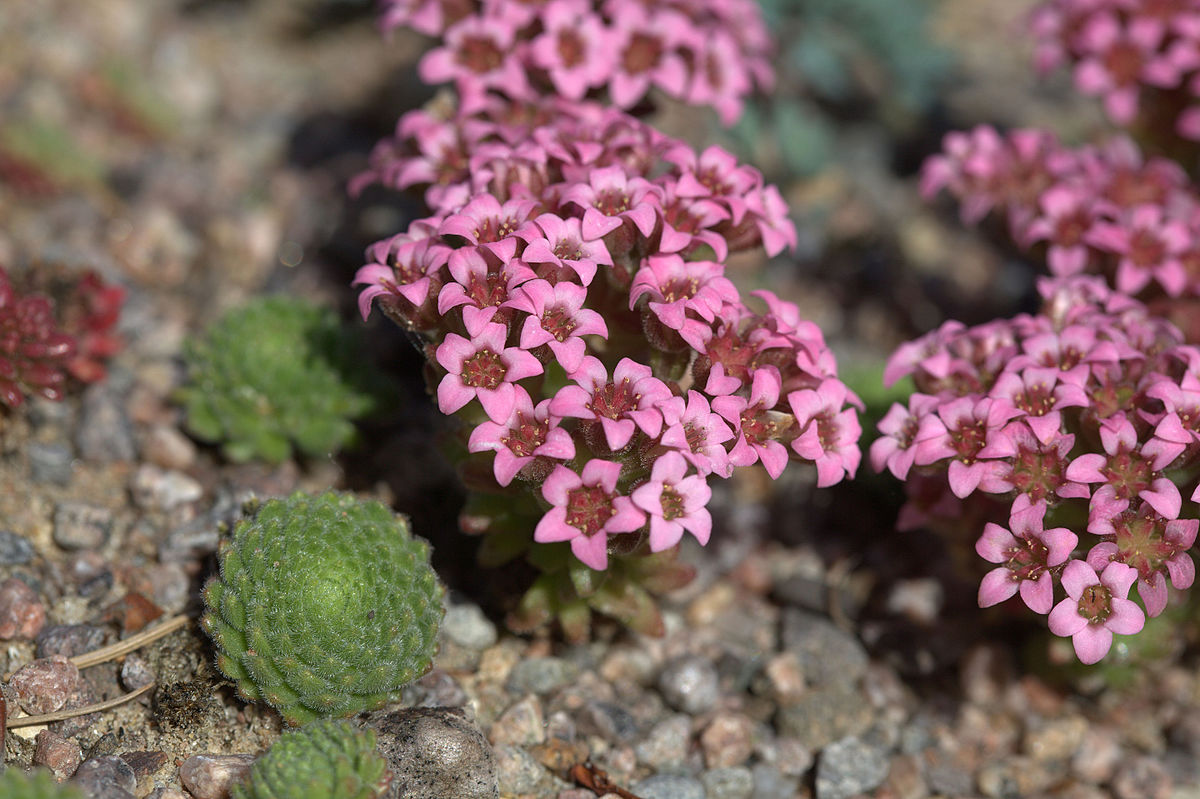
left=468, top=387, right=575, bottom=486
left=534, top=459, right=646, bottom=570
left=506, top=279, right=609, bottom=373
left=630, top=451, right=712, bottom=552
left=788, top=379, right=863, bottom=487
left=435, top=314, right=544, bottom=423
left=1048, top=560, right=1145, bottom=665
left=976, top=504, right=1078, bottom=614
left=549, top=356, right=673, bottom=450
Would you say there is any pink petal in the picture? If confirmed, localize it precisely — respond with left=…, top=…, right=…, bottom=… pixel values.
left=1072, top=624, right=1114, bottom=665
left=978, top=568, right=1019, bottom=608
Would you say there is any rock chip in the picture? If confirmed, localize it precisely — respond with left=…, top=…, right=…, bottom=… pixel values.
left=28, top=441, right=75, bottom=485
left=37, top=624, right=107, bottom=658
left=368, top=706, right=499, bottom=799
left=489, top=694, right=545, bottom=746
left=141, top=424, right=197, bottom=470
left=631, top=773, right=706, bottom=799
left=506, top=656, right=580, bottom=695
left=635, top=714, right=691, bottom=770
left=658, top=655, right=720, bottom=715
left=0, top=529, right=35, bottom=564
left=700, top=712, right=755, bottom=769
left=179, top=754, right=255, bottom=799
left=0, top=576, right=46, bottom=640
left=815, top=736, right=890, bottom=799
left=75, top=385, right=136, bottom=462
left=73, top=755, right=137, bottom=799
left=701, top=766, right=754, bottom=799
left=775, top=682, right=874, bottom=749
left=1112, top=755, right=1172, bottom=799
left=34, top=729, right=83, bottom=780
left=53, top=501, right=113, bottom=550
left=131, top=464, right=203, bottom=512
left=443, top=601, right=498, bottom=650
left=780, top=609, right=868, bottom=688
left=120, top=653, right=156, bottom=691
left=10, top=655, right=84, bottom=714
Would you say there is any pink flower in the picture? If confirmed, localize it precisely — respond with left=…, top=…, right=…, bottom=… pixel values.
left=988, top=366, right=1088, bottom=444
left=1020, top=183, right=1100, bottom=275
left=439, top=194, right=538, bottom=257
left=528, top=0, right=614, bottom=101
left=516, top=213, right=612, bottom=286
left=353, top=224, right=451, bottom=322
left=659, top=390, right=735, bottom=477
left=434, top=314, right=544, bottom=423
left=1086, top=507, right=1198, bottom=617
left=534, top=460, right=646, bottom=570
left=561, top=165, right=662, bottom=241
left=712, top=366, right=791, bottom=479
left=911, top=397, right=1020, bottom=498
left=468, top=387, right=575, bottom=486
left=419, top=15, right=532, bottom=111
left=549, top=356, right=673, bottom=450
left=505, top=279, right=608, bottom=373
left=630, top=451, right=712, bottom=551
left=1065, top=414, right=1182, bottom=524
left=870, top=394, right=940, bottom=480
left=436, top=247, right=535, bottom=322
left=788, top=378, right=862, bottom=487
left=630, top=255, right=739, bottom=351
left=991, top=421, right=1090, bottom=508
left=1085, top=204, right=1190, bottom=295
left=976, top=503, right=1078, bottom=614
left=605, top=4, right=693, bottom=108
left=1048, top=560, right=1145, bottom=664
left=686, top=30, right=753, bottom=125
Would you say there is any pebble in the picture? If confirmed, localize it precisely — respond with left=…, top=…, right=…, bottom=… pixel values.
left=1025, top=715, right=1088, bottom=762
left=0, top=529, right=35, bottom=564
left=977, top=756, right=1053, bottom=798
left=53, top=501, right=113, bottom=550
left=489, top=694, right=546, bottom=746
left=120, top=652, right=156, bottom=691
left=37, top=624, right=107, bottom=658
left=701, top=766, right=754, bottom=799
left=881, top=753, right=927, bottom=799
left=775, top=682, right=874, bottom=749
left=141, top=562, right=191, bottom=614
left=700, top=712, right=756, bottom=769
left=1112, top=755, right=1172, bottom=799
left=631, top=773, right=706, bottom=799
left=923, top=748, right=973, bottom=796
left=75, top=385, right=136, bottom=462
left=884, top=578, right=943, bottom=625
left=506, top=656, right=580, bottom=695
left=141, top=424, right=197, bottom=470
left=443, top=601, right=498, bottom=650
left=815, top=736, right=890, bottom=799
left=28, top=441, right=75, bottom=485
left=780, top=609, right=868, bottom=687
left=584, top=700, right=639, bottom=740
left=494, top=743, right=563, bottom=796
left=34, top=729, right=83, bottom=779
left=409, top=668, right=468, bottom=708
left=773, top=737, right=814, bottom=777
left=658, top=655, right=720, bottom=714
left=120, top=750, right=169, bottom=780
left=72, top=755, right=137, bottom=799
left=178, top=754, right=255, bottom=799
left=131, top=464, right=203, bottom=511
left=368, top=707, right=498, bottom=799
left=763, top=652, right=805, bottom=705
left=751, top=764, right=798, bottom=799
left=0, top=576, right=46, bottom=639
left=146, top=790, right=189, bottom=799
left=1071, top=727, right=1122, bottom=783
left=636, top=714, right=692, bottom=770
left=158, top=514, right=222, bottom=563
left=10, top=655, right=84, bottom=714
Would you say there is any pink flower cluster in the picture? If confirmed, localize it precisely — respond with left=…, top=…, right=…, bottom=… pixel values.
left=355, top=96, right=861, bottom=572
left=923, top=125, right=1200, bottom=298
left=1030, top=0, right=1200, bottom=138
left=874, top=275, right=1200, bottom=663
left=378, top=0, right=773, bottom=124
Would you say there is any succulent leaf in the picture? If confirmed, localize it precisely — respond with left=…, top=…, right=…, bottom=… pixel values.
left=0, top=768, right=85, bottom=799
left=202, top=491, right=444, bottom=725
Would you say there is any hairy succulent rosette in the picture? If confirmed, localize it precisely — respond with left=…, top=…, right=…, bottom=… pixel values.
left=0, top=265, right=76, bottom=409
left=202, top=492, right=444, bottom=725
left=177, top=296, right=380, bottom=463
left=0, top=769, right=84, bottom=799
left=232, top=720, right=391, bottom=799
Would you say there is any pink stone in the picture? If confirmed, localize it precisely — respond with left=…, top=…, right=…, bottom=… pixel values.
left=179, top=754, right=255, bottom=799
left=700, top=712, right=755, bottom=769
left=0, top=577, right=46, bottom=640
left=9, top=655, right=84, bottom=715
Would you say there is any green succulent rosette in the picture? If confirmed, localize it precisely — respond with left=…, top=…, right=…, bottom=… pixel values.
left=0, top=768, right=84, bottom=799
left=202, top=491, right=444, bottom=725
left=178, top=295, right=380, bottom=463
left=232, top=720, right=390, bottom=799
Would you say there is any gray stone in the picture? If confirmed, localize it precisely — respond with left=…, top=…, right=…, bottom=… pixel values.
left=506, top=656, right=579, bottom=695
left=368, top=706, right=498, bottom=799
left=72, top=755, right=137, bottom=799
left=780, top=608, right=868, bottom=687
left=494, top=743, right=564, bottom=795
left=75, top=385, right=136, bottom=463
left=632, top=774, right=706, bottom=799
left=0, top=529, right=35, bottom=564
left=178, top=754, right=254, bottom=799
left=443, top=602, right=498, bottom=650
left=636, top=714, right=692, bottom=770
left=36, top=624, right=108, bottom=659
left=130, top=464, right=202, bottom=512
left=53, top=502, right=113, bottom=550
left=488, top=694, right=545, bottom=746
left=658, top=655, right=720, bottom=715
left=815, top=737, right=889, bottom=799
left=775, top=683, right=874, bottom=749
left=702, top=767, right=754, bottom=799
left=584, top=700, right=638, bottom=740
left=1112, top=755, right=1172, bottom=799
left=751, top=763, right=799, bottom=799
left=28, top=441, right=74, bottom=485
left=120, top=653, right=155, bottom=691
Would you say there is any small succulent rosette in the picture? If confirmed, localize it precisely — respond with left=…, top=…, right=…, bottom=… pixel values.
left=202, top=491, right=444, bottom=725
left=232, top=719, right=391, bottom=799
left=355, top=95, right=862, bottom=639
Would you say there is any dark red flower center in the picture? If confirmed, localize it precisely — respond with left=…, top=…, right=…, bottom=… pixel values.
left=462, top=348, right=506, bottom=389
left=565, top=485, right=615, bottom=536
